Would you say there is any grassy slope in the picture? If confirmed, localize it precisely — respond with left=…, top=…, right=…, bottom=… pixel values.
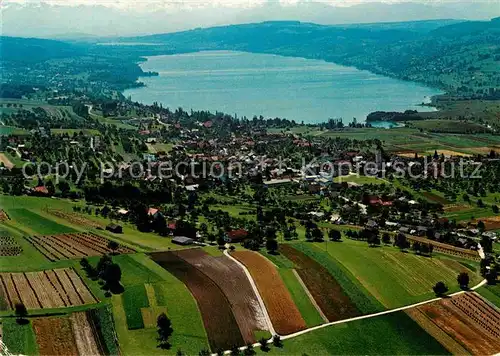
left=122, top=284, right=149, bottom=329
left=2, top=319, right=39, bottom=355
left=111, top=254, right=209, bottom=355
left=476, top=284, right=500, bottom=308
left=1, top=195, right=185, bottom=251
left=278, top=269, right=325, bottom=327
left=258, top=312, right=449, bottom=355
left=295, top=240, right=481, bottom=308
left=291, top=243, right=385, bottom=314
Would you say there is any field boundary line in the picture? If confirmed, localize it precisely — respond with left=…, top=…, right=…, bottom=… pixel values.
left=224, top=250, right=276, bottom=335
left=291, top=269, right=328, bottom=323
left=280, top=278, right=488, bottom=341
left=214, top=278, right=487, bottom=355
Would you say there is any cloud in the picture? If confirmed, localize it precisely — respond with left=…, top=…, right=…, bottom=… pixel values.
left=4, top=0, right=497, bottom=10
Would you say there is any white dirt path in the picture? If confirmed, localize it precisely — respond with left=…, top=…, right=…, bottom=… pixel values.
left=215, top=254, right=488, bottom=356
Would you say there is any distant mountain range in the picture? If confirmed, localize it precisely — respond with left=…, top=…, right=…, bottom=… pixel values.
left=3, top=1, right=500, bottom=38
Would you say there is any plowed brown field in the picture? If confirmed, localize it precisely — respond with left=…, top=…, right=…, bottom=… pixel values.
left=0, top=268, right=97, bottom=310
left=280, top=244, right=360, bottom=322
left=232, top=250, right=306, bottom=335
left=33, top=317, right=79, bottom=356
left=176, top=249, right=267, bottom=343
left=25, top=232, right=134, bottom=261
left=70, top=312, right=102, bottom=356
left=150, top=251, right=244, bottom=351
left=412, top=293, right=500, bottom=355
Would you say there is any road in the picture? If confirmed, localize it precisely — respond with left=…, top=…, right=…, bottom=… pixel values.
left=217, top=251, right=488, bottom=355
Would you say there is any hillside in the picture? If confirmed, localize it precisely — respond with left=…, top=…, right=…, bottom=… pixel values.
left=118, top=18, right=500, bottom=97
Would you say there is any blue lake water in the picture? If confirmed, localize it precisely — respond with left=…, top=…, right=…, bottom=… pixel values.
left=124, top=51, right=441, bottom=124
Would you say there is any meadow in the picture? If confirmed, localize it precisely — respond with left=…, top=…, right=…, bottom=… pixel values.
left=291, top=240, right=480, bottom=308
left=258, top=312, right=449, bottom=355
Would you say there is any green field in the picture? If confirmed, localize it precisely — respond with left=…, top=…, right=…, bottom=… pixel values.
left=5, top=208, right=75, bottom=235
left=279, top=269, right=325, bottom=327
left=111, top=254, right=210, bottom=355
left=122, top=284, right=150, bottom=330
left=258, top=312, right=449, bottom=355
left=2, top=319, right=39, bottom=355
left=477, top=284, right=500, bottom=308
left=291, top=240, right=480, bottom=309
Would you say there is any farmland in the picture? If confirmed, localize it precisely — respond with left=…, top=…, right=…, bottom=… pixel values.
left=0, top=268, right=98, bottom=310
left=0, top=233, right=22, bottom=257
left=25, top=231, right=135, bottom=261
left=176, top=249, right=268, bottom=343
left=259, top=312, right=449, bottom=355
left=32, top=316, right=80, bottom=355
left=294, top=240, right=481, bottom=308
left=1, top=318, right=39, bottom=355
left=105, top=253, right=210, bottom=354
left=6, top=208, right=75, bottom=235
left=232, top=250, right=307, bottom=335
left=150, top=250, right=243, bottom=351
left=280, top=244, right=361, bottom=321
left=122, top=284, right=150, bottom=329
left=407, top=293, right=500, bottom=355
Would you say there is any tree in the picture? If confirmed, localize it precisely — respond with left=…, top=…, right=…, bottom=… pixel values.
left=259, top=337, right=270, bottom=352
left=230, top=345, right=241, bottom=356
left=477, top=220, right=486, bottom=232
left=411, top=241, right=422, bottom=255
left=15, top=303, right=28, bottom=324
left=433, top=281, right=448, bottom=297
left=328, top=229, right=342, bottom=242
left=266, top=238, right=278, bottom=254
left=107, top=240, right=119, bottom=254
left=457, top=272, right=470, bottom=290
left=199, top=349, right=210, bottom=356
left=366, top=231, right=380, bottom=247
left=272, top=335, right=282, bottom=348
left=382, top=232, right=391, bottom=245
left=394, top=233, right=409, bottom=251
left=157, top=313, right=173, bottom=349
left=312, top=228, right=324, bottom=242
left=492, top=205, right=499, bottom=214
left=102, top=263, right=122, bottom=293
left=244, top=344, right=256, bottom=356
left=176, top=349, right=184, bottom=356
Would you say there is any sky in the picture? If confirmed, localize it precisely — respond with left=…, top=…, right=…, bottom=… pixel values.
left=3, top=0, right=498, bottom=37
left=5, top=0, right=498, bottom=9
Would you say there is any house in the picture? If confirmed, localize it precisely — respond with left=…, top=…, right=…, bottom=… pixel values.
left=185, top=184, right=199, bottom=191
left=33, top=186, right=49, bottom=195
left=172, top=236, right=194, bottom=245
left=227, top=229, right=249, bottom=243
left=106, top=223, right=123, bottom=234
left=148, top=208, right=161, bottom=219
left=117, top=208, right=129, bottom=215
left=385, top=221, right=399, bottom=228
left=365, top=220, right=379, bottom=230
left=399, top=227, right=410, bottom=234
left=417, top=226, right=428, bottom=236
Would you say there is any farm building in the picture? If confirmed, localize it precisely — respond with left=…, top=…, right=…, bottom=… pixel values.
left=32, top=186, right=49, bottom=195
left=106, top=223, right=123, bottom=234
left=227, top=229, right=249, bottom=243
left=172, top=236, right=194, bottom=245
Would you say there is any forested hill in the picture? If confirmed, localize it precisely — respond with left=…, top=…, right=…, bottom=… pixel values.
left=118, top=18, right=500, bottom=98
left=1, top=36, right=84, bottom=63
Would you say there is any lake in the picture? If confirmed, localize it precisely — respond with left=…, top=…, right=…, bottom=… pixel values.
left=124, top=51, right=441, bottom=124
